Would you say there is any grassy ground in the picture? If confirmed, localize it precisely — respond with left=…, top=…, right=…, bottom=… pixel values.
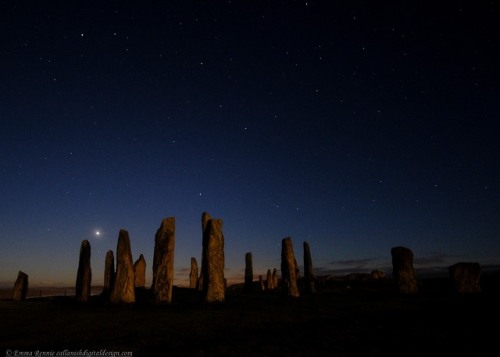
left=1, top=275, right=499, bottom=356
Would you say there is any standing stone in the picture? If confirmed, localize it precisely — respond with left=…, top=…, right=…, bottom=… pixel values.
left=12, top=271, right=29, bottom=301
left=449, top=262, right=481, bottom=293
left=134, top=254, right=146, bottom=288
left=259, top=275, right=265, bottom=291
left=203, top=218, right=225, bottom=303
left=102, top=250, right=115, bottom=297
left=75, top=240, right=92, bottom=302
left=303, top=241, right=316, bottom=295
left=281, top=237, right=300, bottom=298
left=189, top=257, right=198, bottom=289
left=197, top=212, right=212, bottom=292
left=391, top=246, right=418, bottom=294
left=266, top=269, right=273, bottom=290
left=110, top=229, right=136, bottom=304
left=152, top=217, right=176, bottom=304
left=272, top=268, right=279, bottom=289
left=244, top=252, right=253, bottom=292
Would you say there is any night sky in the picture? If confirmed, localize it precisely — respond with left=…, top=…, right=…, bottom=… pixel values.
left=1, top=1, right=499, bottom=287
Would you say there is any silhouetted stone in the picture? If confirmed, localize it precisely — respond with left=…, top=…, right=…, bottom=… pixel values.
left=202, top=218, right=225, bottom=303
left=244, top=252, right=253, bottom=292
left=303, top=241, right=316, bottom=295
left=197, top=212, right=212, bottom=292
left=449, top=262, right=481, bottom=293
left=391, top=246, right=418, bottom=294
left=371, top=270, right=387, bottom=280
left=152, top=217, right=176, bottom=304
left=110, top=229, right=136, bottom=304
left=190, top=257, right=198, bottom=289
left=75, top=240, right=92, bottom=302
left=12, top=271, right=28, bottom=301
left=102, top=250, right=115, bottom=298
left=134, top=254, right=146, bottom=288
left=266, top=269, right=273, bottom=290
left=272, top=268, right=279, bottom=289
left=259, top=275, right=265, bottom=291
left=281, top=237, right=300, bottom=298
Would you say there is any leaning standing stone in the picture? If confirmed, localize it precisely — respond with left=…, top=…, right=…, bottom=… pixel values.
left=303, top=241, right=316, bottom=295
left=110, top=229, right=136, bottom=304
left=75, top=240, right=92, bottom=302
left=102, top=250, right=115, bottom=297
left=12, top=271, right=29, bottom=301
left=190, top=257, right=198, bottom=289
left=391, top=246, right=418, bottom=294
left=152, top=217, right=176, bottom=304
left=203, top=218, right=225, bottom=303
left=134, top=254, right=146, bottom=288
left=449, top=262, right=481, bottom=293
left=244, top=252, right=253, bottom=292
left=281, top=237, right=300, bottom=298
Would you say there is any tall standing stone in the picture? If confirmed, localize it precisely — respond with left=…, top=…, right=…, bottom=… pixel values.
left=134, top=254, right=146, bottom=288
left=266, top=269, right=273, bottom=290
left=272, top=268, right=279, bottom=289
left=449, top=262, right=481, bottom=293
left=202, top=218, right=225, bottom=303
left=244, top=252, right=253, bottom=292
left=110, top=230, right=136, bottom=304
left=102, top=250, right=115, bottom=297
left=197, top=212, right=212, bottom=292
left=303, top=241, right=316, bottom=295
left=12, top=271, right=29, bottom=301
left=152, top=217, right=176, bottom=304
left=281, top=237, right=300, bottom=298
left=75, top=240, right=92, bottom=302
left=391, top=246, right=418, bottom=294
left=189, top=257, right=198, bottom=289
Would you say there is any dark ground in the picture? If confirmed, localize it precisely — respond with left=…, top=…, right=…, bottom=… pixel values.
left=1, top=275, right=499, bottom=357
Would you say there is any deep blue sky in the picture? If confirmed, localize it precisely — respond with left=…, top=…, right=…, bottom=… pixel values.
left=1, top=1, right=499, bottom=287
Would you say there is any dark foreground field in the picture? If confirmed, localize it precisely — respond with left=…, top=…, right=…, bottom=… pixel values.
left=2, top=275, right=499, bottom=357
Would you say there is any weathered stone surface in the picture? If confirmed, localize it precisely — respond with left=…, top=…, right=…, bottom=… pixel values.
left=449, top=262, right=481, bottom=293
left=12, top=271, right=28, bottom=301
left=202, top=218, right=225, bottom=303
left=190, top=257, right=198, bottom=289
left=244, top=252, right=253, bottom=292
left=197, top=212, right=212, bottom=292
left=102, top=250, right=115, bottom=297
left=152, top=217, right=176, bottom=304
left=303, top=241, right=316, bottom=295
left=75, top=240, right=92, bottom=302
left=272, top=268, right=279, bottom=289
left=110, top=229, right=136, bottom=304
left=281, top=237, right=300, bottom=298
left=134, top=254, right=146, bottom=288
left=266, top=269, right=273, bottom=290
left=391, top=246, right=418, bottom=294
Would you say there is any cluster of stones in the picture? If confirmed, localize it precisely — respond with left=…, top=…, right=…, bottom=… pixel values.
left=11, top=217, right=484, bottom=302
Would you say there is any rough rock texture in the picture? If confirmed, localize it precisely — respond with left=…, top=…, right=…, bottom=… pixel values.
left=202, top=218, right=225, bottom=303
left=303, top=241, right=316, bottom=295
left=12, top=271, right=29, bottom=301
left=152, top=217, right=176, bottom=304
left=189, top=257, right=198, bottom=289
left=449, top=262, right=482, bottom=293
left=134, top=254, right=146, bottom=288
left=102, top=250, right=115, bottom=297
left=197, top=212, right=212, bottom=292
left=110, top=230, right=136, bottom=304
left=281, top=237, right=300, bottom=298
left=75, top=240, right=92, bottom=302
left=272, top=268, right=279, bottom=289
left=266, top=269, right=273, bottom=290
left=391, top=246, right=418, bottom=294
left=244, top=252, right=253, bottom=292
